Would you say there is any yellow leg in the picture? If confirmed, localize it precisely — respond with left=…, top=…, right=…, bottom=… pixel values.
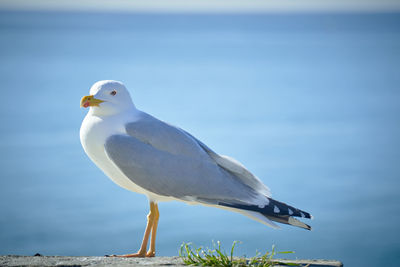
left=146, top=203, right=159, bottom=257
left=112, top=201, right=159, bottom=258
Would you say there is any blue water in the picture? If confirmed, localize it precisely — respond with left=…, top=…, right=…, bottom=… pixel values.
left=0, top=10, right=400, bottom=266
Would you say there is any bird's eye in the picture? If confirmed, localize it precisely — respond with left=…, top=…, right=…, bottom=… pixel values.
left=110, top=90, right=117, bottom=96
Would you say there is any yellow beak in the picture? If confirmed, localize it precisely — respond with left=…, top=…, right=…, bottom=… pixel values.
left=80, top=95, right=104, bottom=108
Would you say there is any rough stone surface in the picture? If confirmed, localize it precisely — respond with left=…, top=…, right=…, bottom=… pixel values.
left=0, top=256, right=186, bottom=267
left=274, top=259, right=343, bottom=267
left=0, top=256, right=343, bottom=267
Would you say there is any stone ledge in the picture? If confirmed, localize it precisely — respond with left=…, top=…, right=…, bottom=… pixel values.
left=0, top=256, right=343, bottom=267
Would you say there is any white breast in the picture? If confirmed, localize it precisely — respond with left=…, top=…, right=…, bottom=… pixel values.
left=80, top=110, right=151, bottom=195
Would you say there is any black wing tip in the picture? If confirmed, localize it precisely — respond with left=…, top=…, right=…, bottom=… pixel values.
left=218, top=200, right=312, bottom=219
left=218, top=200, right=313, bottom=230
left=267, top=198, right=312, bottom=219
left=298, top=210, right=313, bottom=220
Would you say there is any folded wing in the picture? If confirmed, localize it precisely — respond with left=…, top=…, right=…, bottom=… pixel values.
left=123, top=112, right=270, bottom=197
left=104, top=112, right=268, bottom=206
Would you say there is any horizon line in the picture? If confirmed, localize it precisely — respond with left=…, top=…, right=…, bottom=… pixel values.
left=1, top=1, right=400, bottom=14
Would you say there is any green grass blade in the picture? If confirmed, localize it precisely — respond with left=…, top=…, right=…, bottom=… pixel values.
left=178, top=241, right=296, bottom=267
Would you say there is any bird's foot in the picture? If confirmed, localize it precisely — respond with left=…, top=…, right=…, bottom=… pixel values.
left=107, top=250, right=148, bottom=258
left=146, top=250, right=155, bottom=257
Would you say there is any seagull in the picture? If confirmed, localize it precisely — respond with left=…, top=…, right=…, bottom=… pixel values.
left=80, top=80, right=312, bottom=258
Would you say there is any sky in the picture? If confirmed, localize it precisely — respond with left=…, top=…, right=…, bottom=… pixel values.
left=1, top=0, right=400, bottom=13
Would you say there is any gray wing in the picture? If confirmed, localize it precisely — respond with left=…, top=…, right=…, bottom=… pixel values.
left=104, top=112, right=267, bottom=205
left=180, top=129, right=271, bottom=197
left=125, top=112, right=270, bottom=196
left=124, top=113, right=210, bottom=161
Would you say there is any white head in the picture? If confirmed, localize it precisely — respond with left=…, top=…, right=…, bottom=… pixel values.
left=80, top=80, right=135, bottom=116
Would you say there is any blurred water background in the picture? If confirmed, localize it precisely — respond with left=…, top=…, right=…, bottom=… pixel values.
left=0, top=10, right=399, bottom=267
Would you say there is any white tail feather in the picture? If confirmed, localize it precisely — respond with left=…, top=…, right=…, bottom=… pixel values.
left=288, top=217, right=311, bottom=230
left=235, top=209, right=280, bottom=229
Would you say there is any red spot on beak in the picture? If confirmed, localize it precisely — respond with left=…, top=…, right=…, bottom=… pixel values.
left=83, top=101, right=90, bottom=108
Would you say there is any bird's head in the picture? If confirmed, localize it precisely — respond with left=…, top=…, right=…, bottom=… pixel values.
left=80, top=80, right=135, bottom=116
